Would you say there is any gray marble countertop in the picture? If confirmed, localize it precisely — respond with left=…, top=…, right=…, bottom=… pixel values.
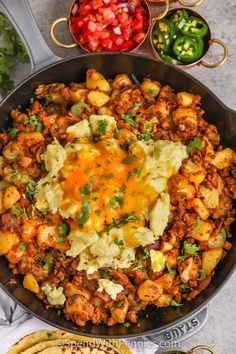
left=1, top=0, right=236, bottom=353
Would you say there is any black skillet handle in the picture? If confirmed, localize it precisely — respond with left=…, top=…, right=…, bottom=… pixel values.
left=0, top=0, right=61, bottom=73
left=145, top=306, right=209, bottom=346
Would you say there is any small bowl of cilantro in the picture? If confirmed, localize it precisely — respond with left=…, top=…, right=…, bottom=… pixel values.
left=0, top=11, right=30, bottom=97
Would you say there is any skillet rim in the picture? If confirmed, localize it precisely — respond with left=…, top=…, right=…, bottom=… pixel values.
left=0, top=52, right=235, bottom=339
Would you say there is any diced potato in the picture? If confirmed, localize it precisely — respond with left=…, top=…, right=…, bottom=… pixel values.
left=23, top=273, right=40, bottom=293
left=111, top=298, right=129, bottom=323
left=173, top=107, right=197, bottom=128
left=69, top=87, right=88, bottom=103
left=87, top=90, right=110, bottom=107
left=177, top=92, right=195, bottom=107
left=211, top=148, right=234, bottom=169
left=140, top=78, right=161, bottom=98
left=18, top=132, right=45, bottom=144
left=182, top=159, right=206, bottom=187
left=66, top=120, right=92, bottom=140
left=179, top=257, right=199, bottom=283
left=153, top=294, right=173, bottom=307
left=22, top=219, right=39, bottom=242
left=164, top=249, right=179, bottom=269
left=150, top=250, right=166, bottom=272
left=0, top=156, right=3, bottom=175
left=192, top=220, right=213, bottom=241
left=208, top=233, right=225, bottom=249
left=3, top=142, right=20, bottom=161
left=0, top=231, right=18, bottom=255
left=224, top=241, right=232, bottom=251
left=160, top=241, right=173, bottom=252
left=199, top=186, right=219, bottom=209
left=86, top=69, right=110, bottom=92
left=89, top=114, right=116, bottom=135
left=0, top=191, right=3, bottom=214
left=3, top=186, right=20, bottom=210
left=153, top=101, right=170, bottom=119
left=202, top=249, right=223, bottom=275
left=137, top=280, right=163, bottom=302
left=190, top=198, right=209, bottom=220
left=154, top=274, right=175, bottom=290
left=37, top=225, right=56, bottom=247
left=112, top=74, right=132, bottom=89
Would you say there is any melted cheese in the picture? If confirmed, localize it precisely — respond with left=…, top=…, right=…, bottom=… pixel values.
left=35, top=122, right=187, bottom=274
left=97, top=279, right=124, bottom=300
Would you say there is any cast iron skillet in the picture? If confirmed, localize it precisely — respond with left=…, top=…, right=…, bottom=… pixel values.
left=0, top=0, right=235, bottom=339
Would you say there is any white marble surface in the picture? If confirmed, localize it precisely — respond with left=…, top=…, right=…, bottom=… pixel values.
left=0, top=0, right=236, bottom=353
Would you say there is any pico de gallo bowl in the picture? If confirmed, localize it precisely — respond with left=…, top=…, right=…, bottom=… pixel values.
left=68, top=0, right=150, bottom=52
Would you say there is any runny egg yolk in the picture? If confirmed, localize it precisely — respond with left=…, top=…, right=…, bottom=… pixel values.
left=60, top=140, right=158, bottom=232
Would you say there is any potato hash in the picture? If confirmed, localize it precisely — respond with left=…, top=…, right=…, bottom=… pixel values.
left=0, top=69, right=235, bottom=328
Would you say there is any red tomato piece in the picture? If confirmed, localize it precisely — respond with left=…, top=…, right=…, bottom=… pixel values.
left=133, top=31, right=146, bottom=43
left=92, top=0, right=104, bottom=9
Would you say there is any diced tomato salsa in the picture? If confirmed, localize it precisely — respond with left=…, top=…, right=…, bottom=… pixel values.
left=69, top=0, right=149, bottom=52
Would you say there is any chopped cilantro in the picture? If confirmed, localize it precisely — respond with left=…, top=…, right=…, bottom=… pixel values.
left=59, top=251, right=66, bottom=258
left=166, top=263, right=176, bottom=275
left=194, top=217, right=201, bottom=231
left=122, top=153, right=135, bottom=164
left=47, top=332, right=53, bottom=337
left=31, top=205, right=36, bottom=217
left=142, top=249, right=150, bottom=260
left=19, top=242, right=27, bottom=251
left=79, top=183, right=91, bottom=195
left=43, top=262, right=51, bottom=270
left=149, top=89, right=158, bottom=94
left=186, top=137, right=204, bottom=154
left=100, top=269, right=112, bottom=278
left=102, top=173, right=114, bottom=180
left=98, top=119, right=108, bottom=134
left=56, top=236, right=64, bottom=245
left=7, top=128, right=19, bottom=139
left=114, top=238, right=124, bottom=247
left=171, top=300, right=183, bottom=307
left=59, top=222, right=69, bottom=236
left=123, top=322, right=131, bottom=328
left=180, top=283, right=189, bottom=292
left=221, top=228, right=227, bottom=239
left=131, top=74, right=140, bottom=86
left=106, top=197, right=117, bottom=208
left=177, top=255, right=188, bottom=262
left=133, top=102, right=143, bottom=107
left=76, top=200, right=91, bottom=228
left=111, top=300, right=124, bottom=312
left=45, top=94, right=52, bottom=102
left=198, top=269, right=206, bottom=281
left=95, top=210, right=102, bottom=216
left=12, top=205, right=27, bottom=218
left=121, top=113, right=136, bottom=127
left=28, top=115, right=43, bottom=131
left=60, top=276, right=65, bottom=282
left=26, top=180, right=37, bottom=200
left=183, top=241, right=200, bottom=256
left=71, top=102, right=88, bottom=115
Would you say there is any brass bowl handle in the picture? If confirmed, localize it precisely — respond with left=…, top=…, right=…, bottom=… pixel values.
left=200, top=38, right=228, bottom=68
left=50, top=17, right=77, bottom=48
left=190, top=344, right=216, bottom=354
left=178, top=0, right=204, bottom=7
left=152, top=0, right=169, bottom=21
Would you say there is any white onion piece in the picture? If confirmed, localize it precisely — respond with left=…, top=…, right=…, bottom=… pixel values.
left=117, top=3, right=128, bottom=7
left=71, top=4, right=78, bottom=16
left=113, top=26, right=122, bottom=35
left=103, top=0, right=111, bottom=3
